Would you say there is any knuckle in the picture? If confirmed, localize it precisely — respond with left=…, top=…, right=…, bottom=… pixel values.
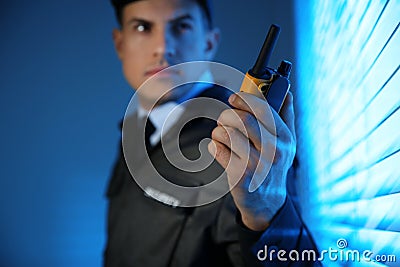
left=272, top=140, right=296, bottom=165
left=219, top=109, right=233, bottom=122
left=215, top=145, right=230, bottom=162
left=291, top=133, right=297, bottom=147
left=248, top=150, right=261, bottom=170
left=222, top=130, right=231, bottom=144
left=224, top=127, right=235, bottom=141
left=273, top=147, right=283, bottom=164
left=211, top=127, right=218, bottom=140
left=239, top=112, right=252, bottom=125
left=239, top=113, right=257, bottom=134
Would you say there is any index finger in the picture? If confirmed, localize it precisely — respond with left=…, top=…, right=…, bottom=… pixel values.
left=228, top=92, right=276, bottom=136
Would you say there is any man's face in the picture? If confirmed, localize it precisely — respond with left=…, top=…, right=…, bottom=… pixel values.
left=113, top=0, right=219, bottom=109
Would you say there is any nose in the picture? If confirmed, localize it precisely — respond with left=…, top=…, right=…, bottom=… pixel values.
left=153, top=28, right=175, bottom=61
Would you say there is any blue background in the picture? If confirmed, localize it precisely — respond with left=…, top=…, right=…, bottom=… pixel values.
left=0, top=1, right=294, bottom=266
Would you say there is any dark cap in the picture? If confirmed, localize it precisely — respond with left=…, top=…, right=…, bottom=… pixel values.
left=111, top=0, right=213, bottom=28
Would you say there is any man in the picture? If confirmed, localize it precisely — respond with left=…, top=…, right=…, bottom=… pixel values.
left=105, top=0, right=319, bottom=266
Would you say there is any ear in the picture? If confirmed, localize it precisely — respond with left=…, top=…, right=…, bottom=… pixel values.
left=204, top=27, right=220, bottom=61
left=112, top=28, right=124, bottom=60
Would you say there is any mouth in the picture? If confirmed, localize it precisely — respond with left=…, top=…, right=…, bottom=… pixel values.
left=145, top=66, right=181, bottom=77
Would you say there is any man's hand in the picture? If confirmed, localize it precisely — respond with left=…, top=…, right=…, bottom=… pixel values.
left=208, top=91, right=296, bottom=231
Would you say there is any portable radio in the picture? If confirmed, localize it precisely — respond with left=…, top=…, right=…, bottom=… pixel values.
left=239, top=24, right=292, bottom=113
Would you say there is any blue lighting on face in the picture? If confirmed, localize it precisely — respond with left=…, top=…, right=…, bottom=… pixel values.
left=294, top=0, right=400, bottom=265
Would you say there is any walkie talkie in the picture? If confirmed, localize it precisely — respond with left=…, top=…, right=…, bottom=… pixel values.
left=239, top=24, right=292, bottom=113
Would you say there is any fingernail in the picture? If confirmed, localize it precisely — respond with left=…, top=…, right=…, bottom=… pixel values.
left=208, top=140, right=216, bottom=156
left=228, top=94, right=236, bottom=104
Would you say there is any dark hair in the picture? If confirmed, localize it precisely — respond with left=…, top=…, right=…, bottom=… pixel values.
left=111, top=0, right=213, bottom=29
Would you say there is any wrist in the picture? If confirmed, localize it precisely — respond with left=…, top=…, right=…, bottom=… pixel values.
left=240, top=212, right=270, bottom=231
left=238, top=196, right=286, bottom=231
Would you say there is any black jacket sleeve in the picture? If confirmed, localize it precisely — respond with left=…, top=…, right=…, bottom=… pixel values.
left=236, top=196, right=321, bottom=267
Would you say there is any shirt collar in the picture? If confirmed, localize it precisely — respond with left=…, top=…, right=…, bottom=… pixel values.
left=137, top=70, right=214, bottom=145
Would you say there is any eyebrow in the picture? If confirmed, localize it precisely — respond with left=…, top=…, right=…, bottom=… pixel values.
left=125, top=17, right=153, bottom=27
left=169, top=14, right=194, bottom=24
left=125, top=14, right=194, bottom=27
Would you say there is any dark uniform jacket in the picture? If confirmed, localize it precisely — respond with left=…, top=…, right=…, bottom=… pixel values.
left=104, top=86, right=320, bottom=267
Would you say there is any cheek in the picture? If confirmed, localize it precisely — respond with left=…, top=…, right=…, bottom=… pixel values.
left=121, top=44, right=147, bottom=89
left=179, top=35, right=206, bottom=59
left=122, top=60, right=142, bottom=89
left=190, top=45, right=205, bottom=59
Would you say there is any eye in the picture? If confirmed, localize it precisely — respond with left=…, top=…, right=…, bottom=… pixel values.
left=133, top=21, right=151, bottom=33
left=173, top=21, right=193, bottom=34
left=178, top=22, right=192, bottom=31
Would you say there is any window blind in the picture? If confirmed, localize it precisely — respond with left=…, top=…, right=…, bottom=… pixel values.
left=294, top=0, right=399, bottom=265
